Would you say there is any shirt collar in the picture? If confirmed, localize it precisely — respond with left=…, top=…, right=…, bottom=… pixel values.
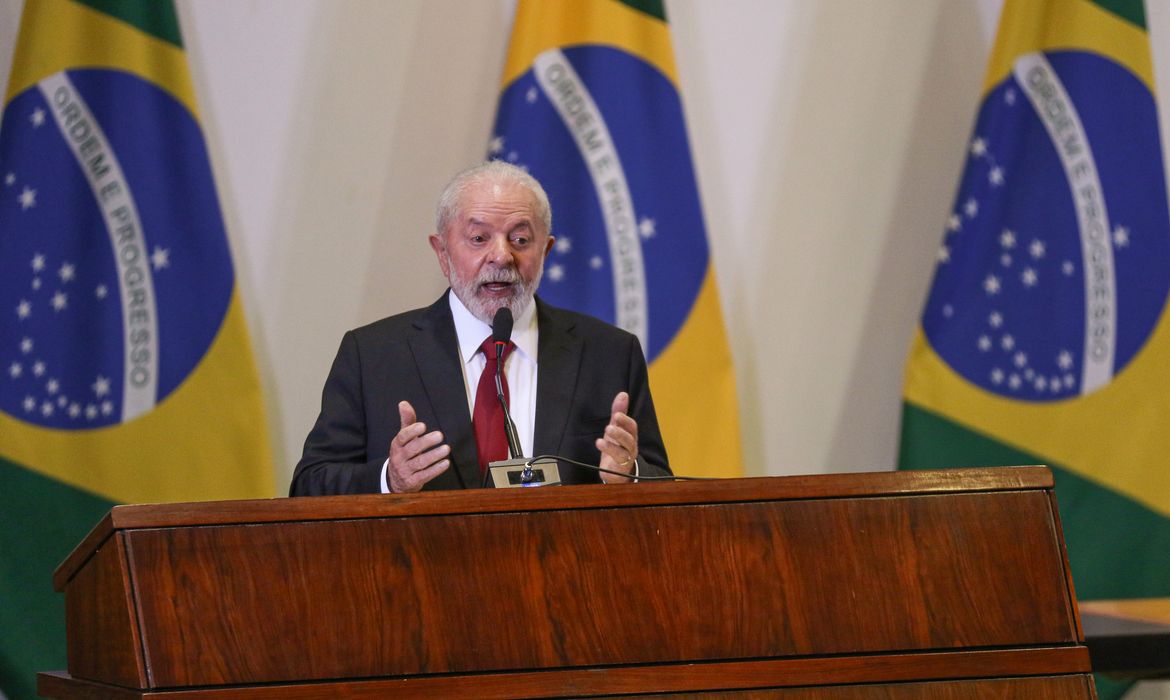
left=448, top=290, right=538, bottom=364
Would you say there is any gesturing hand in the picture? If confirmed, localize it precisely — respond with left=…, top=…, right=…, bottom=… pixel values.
left=386, top=401, right=450, bottom=493
left=596, top=391, right=638, bottom=484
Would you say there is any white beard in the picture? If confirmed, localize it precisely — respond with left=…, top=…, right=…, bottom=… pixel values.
left=445, top=252, right=543, bottom=325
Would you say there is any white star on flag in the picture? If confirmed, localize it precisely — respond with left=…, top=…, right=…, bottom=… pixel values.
left=999, top=229, right=1016, bottom=249
left=1005, top=88, right=1017, bottom=105
left=1058, top=350, right=1073, bottom=370
left=17, top=299, right=31, bottom=319
left=30, top=107, right=46, bottom=127
left=1113, top=225, right=1130, bottom=248
left=4, top=172, right=14, bottom=186
left=989, top=167, right=1004, bottom=186
left=32, top=361, right=45, bottom=377
left=971, top=137, right=987, bottom=156
left=1009, top=374, right=1022, bottom=389
left=46, top=378, right=59, bottom=394
left=983, top=274, right=1001, bottom=295
left=1014, top=351, right=1028, bottom=368
left=41, top=401, right=54, bottom=417
left=991, top=368, right=1005, bottom=384
left=938, top=246, right=950, bottom=264
left=92, top=376, right=111, bottom=397
left=68, top=403, right=81, bottom=418
left=1001, top=334, right=1015, bottom=351
left=1021, top=267, right=1038, bottom=287
left=23, top=396, right=36, bottom=412
left=85, top=405, right=98, bottom=420
left=547, top=264, right=565, bottom=282
left=554, top=237, right=572, bottom=254
left=31, top=253, right=45, bottom=272
left=18, top=186, right=37, bottom=210
left=1001, top=253, right=1012, bottom=267
left=20, top=337, right=33, bottom=353
left=989, top=311, right=1003, bottom=328
left=58, top=262, right=75, bottom=282
left=638, top=217, right=656, bottom=238
left=96, top=284, right=108, bottom=299
left=101, top=401, right=114, bottom=416
left=8, top=362, right=21, bottom=378
left=947, top=214, right=961, bottom=232
left=978, top=335, right=991, bottom=351
left=526, top=87, right=539, bottom=103
left=1062, top=260, right=1075, bottom=276
left=964, top=197, right=979, bottom=218
left=590, top=256, right=603, bottom=269
left=150, top=246, right=170, bottom=270
left=488, top=136, right=504, bottom=155
left=1029, top=239, right=1046, bottom=259
left=51, top=291, right=68, bottom=311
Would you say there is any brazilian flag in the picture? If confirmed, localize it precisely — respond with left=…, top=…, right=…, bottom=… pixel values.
left=0, top=1, right=274, bottom=696
left=900, top=1, right=1170, bottom=697
left=488, top=0, right=743, bottom=478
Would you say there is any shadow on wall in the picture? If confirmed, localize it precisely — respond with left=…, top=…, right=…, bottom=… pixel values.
left=823, top=0, right=988, bottom=473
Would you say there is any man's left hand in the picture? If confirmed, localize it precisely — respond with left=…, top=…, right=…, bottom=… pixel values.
left=596, top=391, right=638, bottom=484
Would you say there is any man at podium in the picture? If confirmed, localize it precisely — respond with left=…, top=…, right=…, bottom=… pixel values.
left=291, top=162, right=671, bottom=495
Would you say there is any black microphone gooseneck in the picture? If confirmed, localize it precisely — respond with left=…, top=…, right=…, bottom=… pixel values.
left=491, top=307, right=523, bottom=460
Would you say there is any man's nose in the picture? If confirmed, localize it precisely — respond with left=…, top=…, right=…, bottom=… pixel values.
left=486, top=236, right=514, bottom=265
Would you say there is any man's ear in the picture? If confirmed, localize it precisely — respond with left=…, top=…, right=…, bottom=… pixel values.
left=543, top=235, right=556, bottom=259
left=429, top=233, right=450, bottom=277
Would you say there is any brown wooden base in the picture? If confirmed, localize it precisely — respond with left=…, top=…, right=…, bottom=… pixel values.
left=40, top=647, right=1096, bottom=699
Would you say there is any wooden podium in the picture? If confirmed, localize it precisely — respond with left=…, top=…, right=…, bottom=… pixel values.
left=39, top=467, right=1096, bottom=698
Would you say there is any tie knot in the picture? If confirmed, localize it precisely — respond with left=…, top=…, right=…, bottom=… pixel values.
left=480, top=337, right=513, bottom=364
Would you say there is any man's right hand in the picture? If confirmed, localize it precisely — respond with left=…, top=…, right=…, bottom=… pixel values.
left=386, top=401, right=451, bottom=493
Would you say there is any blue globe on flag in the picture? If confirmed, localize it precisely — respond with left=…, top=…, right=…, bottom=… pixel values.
left=922, top=50, right=1170, bottom=402
left=489, top=45, right=708, bottom=362
left=0, top=69, right=234, bottom=429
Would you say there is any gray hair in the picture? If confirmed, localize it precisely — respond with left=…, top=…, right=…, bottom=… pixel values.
left=435, top=160, right=552, bottom=237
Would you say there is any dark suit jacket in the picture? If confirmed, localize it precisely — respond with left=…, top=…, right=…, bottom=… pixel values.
left=290, top=291, right=671, bottom=495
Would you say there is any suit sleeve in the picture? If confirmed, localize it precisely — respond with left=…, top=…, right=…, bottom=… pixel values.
left=626, top=335, right=671, bottom=478
left=289, top=331, right=386, bottom=495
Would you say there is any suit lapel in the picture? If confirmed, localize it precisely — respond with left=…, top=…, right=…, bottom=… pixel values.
left=534, top=298, right=582, bottom=458
left=409, top=292, right=480, bottom=489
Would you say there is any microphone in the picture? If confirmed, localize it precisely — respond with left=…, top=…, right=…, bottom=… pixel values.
left=491, top=307, right=523, bottom=460
left=482, top=307, right=559, bottom=488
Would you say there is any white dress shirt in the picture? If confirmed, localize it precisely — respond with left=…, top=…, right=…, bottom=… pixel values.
left=381, top=293, right=538, bottom=492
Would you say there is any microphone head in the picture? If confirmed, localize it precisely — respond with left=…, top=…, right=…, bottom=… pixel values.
left=492, top=307, right=513, bottom=344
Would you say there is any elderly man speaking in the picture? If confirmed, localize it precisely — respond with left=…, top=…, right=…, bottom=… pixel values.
left=291, top=161, right=671, bottom=495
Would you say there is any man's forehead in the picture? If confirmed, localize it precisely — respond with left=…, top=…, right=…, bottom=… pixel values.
left=458, top=182, right=541, bottom=223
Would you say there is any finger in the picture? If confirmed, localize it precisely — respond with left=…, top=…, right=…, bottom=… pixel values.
left=595, top=437, right=634, bottom=483
left=398, top=401, right=417, bottom=430
left=610, top=391, right=629, bottom=418
left=602, top=423, right=636, bottom=453
left=393, top=421, right=428, bottom=447
left=595, top=436, right=633, bottom=468
left=405, top=441, right=451, bottom=472
left=608, top=411, right=638, bottom=436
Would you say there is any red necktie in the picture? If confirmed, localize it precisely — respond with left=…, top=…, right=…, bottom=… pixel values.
left=473, top=337, right=514, bottom=475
